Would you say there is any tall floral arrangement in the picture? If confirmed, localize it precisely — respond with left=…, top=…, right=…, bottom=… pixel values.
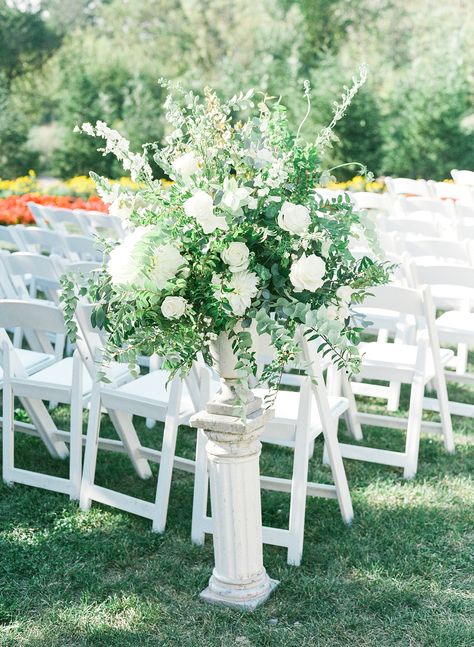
left=62, top=70, right=389, bottom=392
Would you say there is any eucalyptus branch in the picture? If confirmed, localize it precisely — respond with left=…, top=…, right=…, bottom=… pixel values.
left=315, top=64, right=368, bottom=153
left=296, top=80, right=312, bottom=141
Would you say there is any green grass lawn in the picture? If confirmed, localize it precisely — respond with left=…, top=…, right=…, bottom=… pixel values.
left=0, top=379, right=473, bottom=647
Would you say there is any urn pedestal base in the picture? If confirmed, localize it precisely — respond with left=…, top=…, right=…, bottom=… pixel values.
left=189, top=406, right=278, bottom=612
left=200, top=571, right=279, bottom=611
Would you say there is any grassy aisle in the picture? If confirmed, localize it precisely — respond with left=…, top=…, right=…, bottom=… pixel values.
left=0, top=383, right=473, bottom=647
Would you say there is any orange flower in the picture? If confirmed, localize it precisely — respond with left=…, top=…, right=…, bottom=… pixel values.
left=0, top=193, right=107, bottom=226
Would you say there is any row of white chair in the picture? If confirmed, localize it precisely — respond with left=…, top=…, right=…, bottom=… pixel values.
left=0, top=224, right=103, bottom=262
left=2, top=242, right=473, bottom=564
left=27, top=202, right=124, bottom=239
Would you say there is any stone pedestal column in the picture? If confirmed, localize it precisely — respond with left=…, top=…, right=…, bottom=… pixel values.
left=189, top=331, right=278, bottom=610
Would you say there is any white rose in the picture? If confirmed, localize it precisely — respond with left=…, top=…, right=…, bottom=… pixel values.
left=221, top=242, right=250, bottom=273
left=184, top=190, right=228, bottom=234
left=227, top=271, right=260, bottom=316
left=336, top=285, right=353, bottom=304
left=289, top=254, right=326, bottom=293
left=161, top=296, right=187, bottom=319
left=107, top=226, right=154, bottom=287
left=277, top=201, right=311, bottom=234
left=172, top=152, right=199, bottom=181
left=149, top=244, right=186, bottom=290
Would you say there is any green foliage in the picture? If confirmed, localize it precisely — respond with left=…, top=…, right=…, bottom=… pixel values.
left=0, top=0, right=59, bottom=86
left=0, top=85, right=38, bottom=178
left=1, top=0, right=474, bottom=178
left=382, top=60, right=474, bottom=180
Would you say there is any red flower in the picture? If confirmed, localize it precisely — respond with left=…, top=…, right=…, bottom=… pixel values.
left=0, top=194, right=108, bottom=226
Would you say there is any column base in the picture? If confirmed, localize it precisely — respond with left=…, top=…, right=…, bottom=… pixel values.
left=200, top=571, right=279, bottom=611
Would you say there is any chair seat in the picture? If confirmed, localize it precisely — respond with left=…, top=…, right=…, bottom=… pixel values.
left=353, top=306, right=402, bottom=331
left=430, top=285, right=474, bottom=309
left=436, top=310, right=474, bottom=344
left=0, top=348, right=55, bottom=383
left=359, top=342, right=453, bottom=381
left=103, top=369, right=220, bottom=419
left=27, top=357, right=93, bottom=395
left=255, top=387, right=348, bottom=446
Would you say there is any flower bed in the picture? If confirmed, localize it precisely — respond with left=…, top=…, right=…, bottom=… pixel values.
left=0, top=193, right=107, bottom=225
left=327, top=174, right=385, bottom=193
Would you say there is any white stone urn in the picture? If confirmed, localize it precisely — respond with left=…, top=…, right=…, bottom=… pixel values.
left=189, top=329, right=278, bottom=610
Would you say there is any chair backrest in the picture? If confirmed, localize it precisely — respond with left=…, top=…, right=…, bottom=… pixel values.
left=0, top=251, right=19, bottom=299
left=41, top=206, right=89, bottom=235
left=454, top=202, right=474, bottom=221
left=0, top=299, right=65, bottom=335
left=385, top=177, right=430, bottom=198
left=75, top=209, right=124, bottom=239
left=4, top=252, right=64, bottom=302
left=27, top=202, right=49, bottom=229
left=383, top=218, right=439, bottom=238
left=410, top=262, right=474, bottom=291
left=15, top=225, right=69, bottom=257
left=64, top=234, right=103, bottom=261
left=403, top=238, right=471, bottom=266
left=428, top=180, right=473, bottom=203
left=352, top=191, right=392, bottom=215
left=451, top=169, right=474, bottom=187
left=0, top=225, right=24, bottom=251
left=359, top=284, right=426, bottom=318
left=397, top=196, right=453, bottom=219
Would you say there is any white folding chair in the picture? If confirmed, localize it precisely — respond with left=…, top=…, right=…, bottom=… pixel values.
left=76, top=302, right=209, bottom=532
left=451, top=169, right=474, bottom=187
left=428, top=180, right=473, bottom=203
left=40, top=206, right=89, bottom=235
left=411, top=263, right=474, bottom=417
left=0, top=225, right=24, bottom=251
left=1, top=300, right=88, bottom=499
left=403, top=238, right=471, bottom=267
left=192, top=331, right=355, bottom=566
left=74, top=209, right=124, bottom=240
left=383, top=217, right=440, bottom=239
left=63, top=235, right=103, bottom=262
left=385, top=177, right=431, bottom=198
left=3, top=251, right=64, bottom=303
left=343, top=285, right=454, bottom=479
left=352, top=191, right=393, bottom=215
left=15, top=226, right=70, bottom=258
left=27, top=202, right=49, bottom=229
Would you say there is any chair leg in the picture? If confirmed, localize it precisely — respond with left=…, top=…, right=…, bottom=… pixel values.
left=191, top=429, right=209, bottom=545
left=432, top=368, right=455, bottom=454
left=152, top=381, right=183, bottom=533
left=108, top=409, right=153, bottom=479
left=2, top=374, right=15, bottom=485
left=323, top=421, right=353, bottom=525
left=387, top=382, right=401, bottom=411
left=80, top=388, right=102, bottom=511
left=341, top=373, right=363, bottom=441
left=456, top=343, right=468, bottom=375
left=403, top=377, right=425, bottom=479
left=287, top=426, right=311, bottom=566
left=69, top=352, right=83, bottom=500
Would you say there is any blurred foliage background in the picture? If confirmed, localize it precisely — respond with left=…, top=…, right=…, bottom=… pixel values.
left=0, top=0, right=473, bottom=180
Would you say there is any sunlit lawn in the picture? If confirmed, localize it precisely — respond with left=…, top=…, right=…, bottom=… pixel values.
left=0, top=371, right=473, bottom=646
